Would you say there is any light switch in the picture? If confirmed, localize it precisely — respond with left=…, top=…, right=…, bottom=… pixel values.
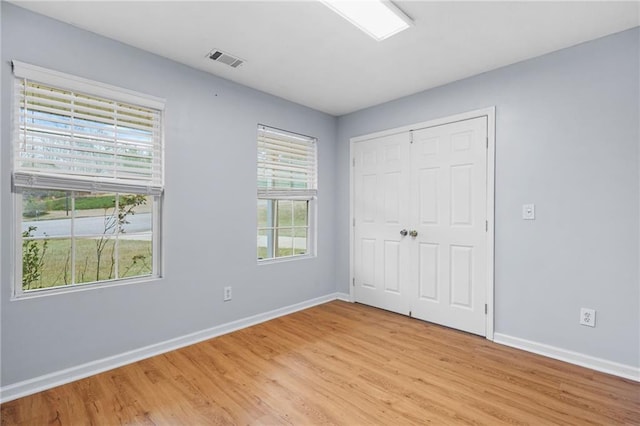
left=522, top=204, right=535, bottom=220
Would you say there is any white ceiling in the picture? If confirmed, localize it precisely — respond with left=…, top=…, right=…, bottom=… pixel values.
left=10, top=1, right=640, bottom=116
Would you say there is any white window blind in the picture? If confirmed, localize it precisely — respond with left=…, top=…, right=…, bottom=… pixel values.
left=12, top=61, right=164, bottom=195
left=257, top=125, right=317, bottom=199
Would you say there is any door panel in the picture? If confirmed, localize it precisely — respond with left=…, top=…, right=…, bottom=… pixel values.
left=410, top=117, right=488, bottom=335
left=418, top=168, right=439, bottom=224
left=353, top=132, right=411, bottom=315
left=383, top=172, right=402, bottom=223
left=360, top=238, right=376, bottom=288
left=384, top=240, right=401, bottom=293
left=418, top=243, right=439, bottom=300
left=450, top=244, right=473, bottom=307
left=450, top=164, right=473, bottom=225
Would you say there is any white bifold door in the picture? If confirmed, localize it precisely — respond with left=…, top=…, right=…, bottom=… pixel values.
left=353, top=116, right=488, bottom=336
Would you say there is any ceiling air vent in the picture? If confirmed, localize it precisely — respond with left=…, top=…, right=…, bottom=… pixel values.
left=207, top=49, right=245, bottom=68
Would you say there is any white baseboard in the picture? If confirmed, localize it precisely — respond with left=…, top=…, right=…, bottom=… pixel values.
left=335, top=292, right=351, bottom=302
left=0, top=292, right=350, bottom=403
left=493, top=333, right=640, bottom=382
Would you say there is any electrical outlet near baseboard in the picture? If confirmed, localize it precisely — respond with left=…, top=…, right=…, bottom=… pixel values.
left=223, top=286, right=232, bottom=302
left=580, top=308, right=596, bottom=327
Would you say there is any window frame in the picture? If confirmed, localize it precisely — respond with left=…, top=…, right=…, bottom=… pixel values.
left=10, top=61, right=165, bottom=299
left=257, top=125, right=318, bottom=263
left=12, top=190, right=163, bottom=299
left=257, top=198, right=317, bottom=262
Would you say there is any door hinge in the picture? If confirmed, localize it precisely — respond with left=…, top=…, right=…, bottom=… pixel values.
left=410, top=130, right=414, bottom=144
left=486, top=220, right=488, bottom=231
left=486, top=136, right=489, bottom=148
left=352, top=278, right=355, bottom=287
left=409, top=310, right=412, bottom=317
left=352, top=157, right=356, bottom=167
left=353, top=217, right=356, bottom=227
left=485, top=304, right=488, bottom=314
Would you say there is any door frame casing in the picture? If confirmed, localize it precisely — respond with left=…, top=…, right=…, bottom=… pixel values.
left=348, top=107, right=496, bottom=341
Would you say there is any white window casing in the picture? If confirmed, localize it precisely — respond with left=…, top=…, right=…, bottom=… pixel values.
left=11, top=61, right=165, bottom=297
left=257, top=125, right=317, bottom=261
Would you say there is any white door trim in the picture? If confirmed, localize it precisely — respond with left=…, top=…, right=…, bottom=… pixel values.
left=349, top=106, right=496, bottom=340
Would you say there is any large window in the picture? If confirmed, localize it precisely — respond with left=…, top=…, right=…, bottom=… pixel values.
left=257, top=125, right=317, bottom=261
left=12, top=61, right=164, bottom=297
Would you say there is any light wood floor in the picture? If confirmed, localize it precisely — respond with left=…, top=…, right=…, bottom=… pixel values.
left=2, top=301, right=639, bottom=425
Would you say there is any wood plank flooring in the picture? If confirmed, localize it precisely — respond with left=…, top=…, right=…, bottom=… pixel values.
left=2, top=301, right=639, bottom=425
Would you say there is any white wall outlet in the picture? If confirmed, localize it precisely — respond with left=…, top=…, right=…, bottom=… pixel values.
left=580, top=308, right=596, bottom=327
left=223, top=286, right=232, bottom=302
left=522, top=204, right=535, bottom=220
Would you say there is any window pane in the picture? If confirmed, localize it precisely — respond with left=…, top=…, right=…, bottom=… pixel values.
left=293, top=228, right=308, bottom=255
left=118, top=194, right=151, bottom=234
left=22, top=190, right=72, bottom=237
left=257, top=199, right=269, bottom=228
left=258, top=229, right=273, bottom=260
left=276, top=228, right=294, bottom=258
left=22, top=238, right=72, bottom=290
left=20, top=189, right=156, bottom=291
left=74, top=192, right=118, bottom=236
left=75, top=237, right=115, bottom=284
left=293, top=200, right=308, bottom=227
left=119, top=236, right=152, bottom=278
left=276, top=200, right=293, bottom=227
left=73, top=193, right=151, bottom=236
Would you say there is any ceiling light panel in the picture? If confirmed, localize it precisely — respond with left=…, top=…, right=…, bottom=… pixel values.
left=321, top=0, right=413, bottom=41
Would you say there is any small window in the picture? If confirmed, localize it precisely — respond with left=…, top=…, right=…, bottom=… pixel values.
left=11, top=61, right=164, bottom=297
left=257, top=125, right=317, bottom=261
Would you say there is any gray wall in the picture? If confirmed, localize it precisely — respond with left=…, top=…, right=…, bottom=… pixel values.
left=1, top=3, right=338, bottom=386
left=336, top=27, right=640, bottom=367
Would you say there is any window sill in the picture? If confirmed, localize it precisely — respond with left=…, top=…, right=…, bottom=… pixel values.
left=257, top=254, right=316, bottom=266
left=11, top=275, right=162, bottom=301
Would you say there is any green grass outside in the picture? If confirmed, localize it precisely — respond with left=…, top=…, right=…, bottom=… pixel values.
left=23, top=192, right=149, bottom=218
left=22, top=237, right=152, bottom=291
left=46, top=194, right=120, bottom=211
left=257, top=246, right=306, bottom=260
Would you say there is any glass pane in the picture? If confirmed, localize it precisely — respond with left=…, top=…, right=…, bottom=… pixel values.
left=293, top=201, right=308, bottom=227
left=276, top=228, right=293, bottom=258
left=257, top=199, right=269, bottom=228
left=22, top=190, right=71, bottom=237
left=258, top=229, right=273, bottom=260
left=119, top=194, right=152, bottom=234
left=22, top=238, right=72, bottom=290
left=293, top=228, right=308, bottom=255
left=119, top=236, right=152, bottom=279
left=276, top=200, right=293, bottom=227
left=118, top=194, right=150, bottom=216
left=75, top=237, right=115, bottom=284
left=74, top=193, right=151, bottom=236
left=73, top=191, right=118, bottom=236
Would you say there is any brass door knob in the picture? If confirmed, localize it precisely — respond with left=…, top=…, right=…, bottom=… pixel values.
left=409, top=230, right=418, bottom=237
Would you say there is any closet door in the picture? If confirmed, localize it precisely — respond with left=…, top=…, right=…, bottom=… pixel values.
left=352, top=116, right=489, bottom=336
left=353, top=132, right=411, bottom=315
left=409, top=117, right=488, bottom=336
